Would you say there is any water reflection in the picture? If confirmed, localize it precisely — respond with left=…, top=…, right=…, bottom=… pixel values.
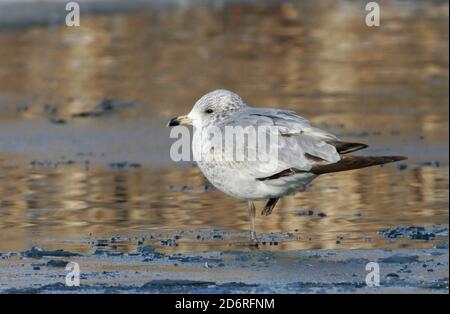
left=0, top=162, right=447, bottom=252
left=0, top=1, right=448, bottom=253
left=0, top=2, right=448, bottom=118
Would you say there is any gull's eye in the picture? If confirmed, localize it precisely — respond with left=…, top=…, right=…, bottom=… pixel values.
left=204, top=109, right=214, bottom=114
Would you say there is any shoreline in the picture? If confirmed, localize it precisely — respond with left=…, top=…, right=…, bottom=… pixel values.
left=1, top=246, right=448, bottom=293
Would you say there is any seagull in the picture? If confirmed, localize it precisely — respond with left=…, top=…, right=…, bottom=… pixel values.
left=168, top=89, right=406, bottom=240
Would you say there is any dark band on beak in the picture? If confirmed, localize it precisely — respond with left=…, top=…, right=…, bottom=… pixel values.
left=168, top=117, right=180, bottom=127
left=167, top=115, right=192, bottom=127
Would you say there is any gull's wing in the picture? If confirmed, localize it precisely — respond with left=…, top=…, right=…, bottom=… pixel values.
left=210, top=107, right=343, bottom=179
left=240, top=107, right=340, bottom=142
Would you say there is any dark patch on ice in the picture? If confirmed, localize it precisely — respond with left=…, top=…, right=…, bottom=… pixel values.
left=49, top=117, right=67, bottom=124
left=161, top=239, right=178, bottom=247
left=108, top=162, right=142, bottom=169
left=46, top=260, right=70, bottom=268
left=286, top=281, right=366, bottom=293
left=72, top=99, right=136, bottom=118
left=168, top=254, right=223, bottom=265
left=378, top=254, right=419, bottom=264
left=378, top=225, right=448, bottom=241
left=21, top=246, right=80, bottom=259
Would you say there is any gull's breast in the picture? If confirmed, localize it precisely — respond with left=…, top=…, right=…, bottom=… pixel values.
left=192, top=125, right=316, bottom=200
left=196, top=160, right=315, bottom=200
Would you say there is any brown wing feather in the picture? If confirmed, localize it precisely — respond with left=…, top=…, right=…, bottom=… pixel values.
left=327, top=141, right=369, bottom=154
left=256, top=155, right=407, bottom=180
left=310, top=155, right=407, bottom=175
left=256, top=168, right=303, bottom=181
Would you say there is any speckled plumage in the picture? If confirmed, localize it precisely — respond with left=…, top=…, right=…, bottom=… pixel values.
left=169, top=89, right=405, bottom=239
left=187, top=89, right=339, bottom=200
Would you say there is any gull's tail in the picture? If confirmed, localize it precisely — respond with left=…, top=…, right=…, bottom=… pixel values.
left=310, top=155, right=407, bottom=175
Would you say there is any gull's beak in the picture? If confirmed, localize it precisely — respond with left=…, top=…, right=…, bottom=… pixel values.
left=167, top=115, right=192, bottom=127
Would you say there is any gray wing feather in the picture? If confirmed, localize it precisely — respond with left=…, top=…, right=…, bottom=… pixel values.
left=212, top=107, right=341, bottom=178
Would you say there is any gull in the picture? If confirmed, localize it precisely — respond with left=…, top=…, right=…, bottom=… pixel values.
left=168, top=90, right=406, bottom=240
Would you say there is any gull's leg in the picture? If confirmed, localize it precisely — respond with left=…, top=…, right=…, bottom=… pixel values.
left=247, top=201, right=256, bottom=240
left=261, top=198, right=279, bottom=216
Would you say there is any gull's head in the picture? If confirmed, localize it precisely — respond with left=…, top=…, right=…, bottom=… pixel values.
left=167, top=89, right=246, bottom=128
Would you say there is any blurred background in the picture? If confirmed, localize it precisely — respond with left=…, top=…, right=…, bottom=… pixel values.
left=0, top=0, right=448, bottom=253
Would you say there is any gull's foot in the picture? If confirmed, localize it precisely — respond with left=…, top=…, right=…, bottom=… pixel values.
left=261, top=206, right=272, bottom=216
left=261, top=198, right=279, bottom=216
left=248, top=231, right=259, bottom=249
